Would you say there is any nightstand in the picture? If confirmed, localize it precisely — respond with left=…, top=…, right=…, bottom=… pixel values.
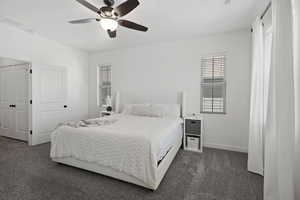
left=100, top=111, right=114, bottom=117
left=183, top=114, right=203, bottom=153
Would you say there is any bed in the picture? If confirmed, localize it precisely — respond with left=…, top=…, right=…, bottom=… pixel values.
left=50, top=93, right=186, bottom=190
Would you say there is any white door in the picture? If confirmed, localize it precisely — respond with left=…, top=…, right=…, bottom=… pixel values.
left=0, top=69, right=15, bottom=138
left=0, top=65, right=29, bottom=141
left=13, top=67, right=29, bottom=141
left=31, top=65, right=68, bottom=145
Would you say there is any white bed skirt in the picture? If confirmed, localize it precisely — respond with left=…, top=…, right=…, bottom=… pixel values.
left=52, top=135, right=182, bottom=190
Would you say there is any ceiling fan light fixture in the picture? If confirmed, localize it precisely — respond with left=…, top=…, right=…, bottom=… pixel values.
left=100, top=18, right=118, bottom=31
left=72, top=0, right=148, bottom=38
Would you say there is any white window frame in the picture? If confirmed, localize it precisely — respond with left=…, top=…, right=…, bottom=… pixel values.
left=97, top=64, right=112, bottom=107
left=200, top=53, right=227, bottom=114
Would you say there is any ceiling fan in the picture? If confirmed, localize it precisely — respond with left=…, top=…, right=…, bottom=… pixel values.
left=69, top=0, right=148, bottom=38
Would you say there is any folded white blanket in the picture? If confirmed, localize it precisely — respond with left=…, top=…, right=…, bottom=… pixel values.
left=57, top=118, right=118, bottom=128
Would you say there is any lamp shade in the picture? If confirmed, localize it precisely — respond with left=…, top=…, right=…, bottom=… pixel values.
left=100, top=18, right=118, bottom=31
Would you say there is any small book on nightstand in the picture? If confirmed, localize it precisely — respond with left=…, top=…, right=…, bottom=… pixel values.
left=183, top=114, right=203, bottom=153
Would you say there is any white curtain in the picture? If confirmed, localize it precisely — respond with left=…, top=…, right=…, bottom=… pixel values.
left=264, top=29, right=272, bottom=126
left=292, top=0, right=300, bottom=198
left=264, top=0, right=296, bottom=199
left=248, top=18, right=266, bottom=175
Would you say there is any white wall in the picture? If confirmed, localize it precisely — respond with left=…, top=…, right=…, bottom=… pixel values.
left=0, top=23, right=89, bottom=121
left=89, top=29, right=252, bottom=152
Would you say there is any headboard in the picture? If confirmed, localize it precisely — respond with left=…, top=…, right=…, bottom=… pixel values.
left=114, top=91, right=186, bottom=118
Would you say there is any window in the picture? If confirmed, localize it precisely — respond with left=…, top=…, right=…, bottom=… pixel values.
left=97, top=65, right=112, bottom=106
left=200, top=55, right=226, bottom=114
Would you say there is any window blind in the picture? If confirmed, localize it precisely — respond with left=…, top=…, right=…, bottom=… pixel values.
left=200, top=55, right=226, bottom=114
left=98, top=65, right=112, bottom=106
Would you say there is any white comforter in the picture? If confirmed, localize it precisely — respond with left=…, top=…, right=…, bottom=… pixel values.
left=50, top=114, right=182, bottom=187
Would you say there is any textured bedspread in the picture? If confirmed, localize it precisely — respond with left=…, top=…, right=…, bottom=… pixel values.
left=57, top=118, right=118, bottom=128
left=50, top=114, right=182, bottom=187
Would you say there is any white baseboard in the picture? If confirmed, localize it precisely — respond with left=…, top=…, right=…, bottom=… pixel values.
left=204, top=143, right=248, bottom=153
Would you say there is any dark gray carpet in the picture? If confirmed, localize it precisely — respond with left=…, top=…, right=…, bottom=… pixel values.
left=0, top=136, right=263, bottom=200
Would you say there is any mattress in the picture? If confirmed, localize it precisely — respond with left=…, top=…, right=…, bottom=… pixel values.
left=157, top=119, right=182, bottom=161
left=50, top=114, right=183, bottom=187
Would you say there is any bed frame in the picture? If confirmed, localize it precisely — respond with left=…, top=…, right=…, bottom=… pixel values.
left=52, top=92, right=186, bottom=190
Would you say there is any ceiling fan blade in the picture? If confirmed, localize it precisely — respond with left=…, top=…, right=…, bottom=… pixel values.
left=114, top=0, right=139, bottom=17
left=107, top=30, right=117, bottom=38
left=75, top=0, right=99, bottom=13
left=69, top=18, right=98, bottom=24
left=118, top=20, right=148, bottom=32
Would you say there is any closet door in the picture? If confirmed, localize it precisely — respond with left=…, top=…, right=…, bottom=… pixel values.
left=0, top=66, right=29, bottom=141
left=13, top=67, right=29, bottom=141
left=31, top=65, right=68, bottom=145
left=0, top=69, right=14, bottom=138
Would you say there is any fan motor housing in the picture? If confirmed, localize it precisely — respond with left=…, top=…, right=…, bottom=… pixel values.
left=99, top=6, right=118, bottom=18
left=104, top=0, right=115, bottom=7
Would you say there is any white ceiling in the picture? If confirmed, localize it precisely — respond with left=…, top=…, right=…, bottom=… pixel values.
left=0, top=0, right=268, bottom=52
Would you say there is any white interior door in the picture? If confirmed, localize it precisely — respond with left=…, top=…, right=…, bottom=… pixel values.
left=0, top=69, right=14, bottom=138
left=0, top=65, right=29, bottom=141
left=31, top=65, right=68, bottom=145
left=13, top=66, right=29, bottom=141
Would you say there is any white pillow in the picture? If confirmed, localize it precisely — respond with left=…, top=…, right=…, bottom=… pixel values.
left=122, top=104, right=150, bottom=115
left=149, top=105, right=164, bottom=117
left=122, top=104, right=133, bottom=114
left=122, top=103, right=181, bottom=118
left=131, top=104, right=153, bottom=117
left=151, top=104, right=181, bottom=118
